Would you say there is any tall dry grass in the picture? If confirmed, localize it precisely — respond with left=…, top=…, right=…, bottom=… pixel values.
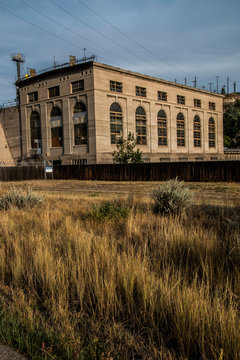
left=0, top=192, right=239, bottom=359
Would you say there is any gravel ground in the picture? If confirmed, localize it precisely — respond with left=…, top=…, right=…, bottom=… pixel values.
left=0, top=345, right=27, bottom=360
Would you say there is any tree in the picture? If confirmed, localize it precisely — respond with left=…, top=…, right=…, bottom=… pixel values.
left=112, top=132, right=143, bottom=164
left=223, top=100, right=240, bottom=148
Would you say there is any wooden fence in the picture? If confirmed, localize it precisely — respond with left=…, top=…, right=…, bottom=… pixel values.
left=0, top=162, right=239, bottom=182
left=53, top=161, right=240, bottom=182
left=0, top=165, right=45, bottom=181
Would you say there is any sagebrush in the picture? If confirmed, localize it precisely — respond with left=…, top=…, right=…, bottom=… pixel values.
left=0, top=188, right=44, bottom=210
left=151, top=178, right=192, bottom=215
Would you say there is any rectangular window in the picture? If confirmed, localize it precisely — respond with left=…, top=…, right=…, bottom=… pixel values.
left=72, top=80, right=84, bottom=93
left=110, top=80, right=122, bottom=93
left=209, top=102, right=216, bottom=110
left=28, top=91, right=38, bottom=102
left=136, top=86, right=146, bottom=97
left=177, top=95, right=185, bottom=104
left=158, top=91, right=167, bottom=101
left=194, top=99, right=201, bottom=108
left=72, top=159, right=87, bottom=165
left=48, top=86, right=59, bottom=98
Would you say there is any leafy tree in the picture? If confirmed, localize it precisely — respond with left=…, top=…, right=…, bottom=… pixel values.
left=112, top=132, right=143, bottom=164
left=223, top=100, right=240, bottom=148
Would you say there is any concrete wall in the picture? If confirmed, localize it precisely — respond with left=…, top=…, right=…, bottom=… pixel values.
left=0, top=106, right=21, bottom=165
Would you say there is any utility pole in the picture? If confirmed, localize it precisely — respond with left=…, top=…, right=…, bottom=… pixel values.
left=184, top=77, right=187, bottom=86
left=208, top=82, right=213, bottom=92
left=233, top=81, right=236, bottom=93
left=227, top=76, right=229, bottom=94
left=11, top=53, right=25, bottom=81
left=192, top=76, right=197, bottom=88
left=216, top=76, right=219, bottom=93
left=174, top=79, right=177, bottom=83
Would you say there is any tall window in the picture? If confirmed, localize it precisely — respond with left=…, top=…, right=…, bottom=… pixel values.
left=136, top=106, right=147, bottom=145
left=158, top=109, right=167, bottom=146
left=209, top=117, right=216, bottom=147
left=110, top=102, right=123, bottom=144
left=177, top=112, right=185, bottom=146
left=73, top=102, right=87, bottom=145
left=50, top=107, right=62, bottom=147
left=30, top=111, right=41, bottom=149
left=193, top=115, right=201, bottom=147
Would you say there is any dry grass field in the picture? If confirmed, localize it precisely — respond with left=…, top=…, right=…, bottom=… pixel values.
left=0, top=180, right=239, bottom=359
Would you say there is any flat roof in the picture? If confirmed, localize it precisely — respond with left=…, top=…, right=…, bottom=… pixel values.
left=16, top=60, right=224, bottom=98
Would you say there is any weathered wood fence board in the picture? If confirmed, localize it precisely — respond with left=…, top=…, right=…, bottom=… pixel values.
left=53, top=161, right=240, bottom=182
left=0, top=166, right=45, bottom=181
left=0, top=162, right=239, bottom=182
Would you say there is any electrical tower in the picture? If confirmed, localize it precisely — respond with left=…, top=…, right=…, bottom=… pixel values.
left=11, top=53, right=25, bottom=81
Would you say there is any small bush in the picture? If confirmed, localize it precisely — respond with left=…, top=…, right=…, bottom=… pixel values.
left=87, top=200, right=130, bottom=221
left=0, top=188, right=44, bottom=210
left=151, top=178, right=192, bottom=215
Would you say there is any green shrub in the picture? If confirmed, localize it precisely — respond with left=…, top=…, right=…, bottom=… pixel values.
left=0, top=188, right=44, bottom=210
left=87, top=200, right=130, bottom=221
left=151, top=178, right=192, bottom=215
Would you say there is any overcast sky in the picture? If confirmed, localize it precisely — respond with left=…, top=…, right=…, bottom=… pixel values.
left=0, top=0, right=240, bottom=105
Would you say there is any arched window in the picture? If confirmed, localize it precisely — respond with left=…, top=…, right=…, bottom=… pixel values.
left=136, top=106, right=146, bottom=145
left=50, top=106, right=62, bottom=147
left=209, top=117, right=215, bottom=148
left=177, top=112, right=185, bottom=146
left=158, top=109, right=167, bottom=146
left=110, top=102, right=123, bottom=144
left=193, top=115, right=201, bottom=147
left=30, top=111, right=41, bottom=149
left=73, top=102, right=87, bottom=145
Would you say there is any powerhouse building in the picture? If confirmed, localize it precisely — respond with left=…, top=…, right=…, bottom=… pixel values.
left=11, top=60, right=224, bottom=164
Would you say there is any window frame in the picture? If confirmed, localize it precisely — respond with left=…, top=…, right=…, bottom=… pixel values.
left=209, top=117, right=216, bottom=148
left=177, top=95, right=185, bottom=105
left=194, top=99, right=201, bottom=108
left=177, top=112, right=185, bottom=146
left=73, top=102, right=87, bottom=145
left=157, top=109, right=167, bottom=146
left=48, top=86, right=60, bottom=98
left=72, top=80, right=84, bottom=93
left=158, top=91, right=167, bottom=101
left=193, top=115, right=201, bottom=147
left=209, top=102, right=216, bottom=110
left=136, top=106, right=147, bottom=145
left=28, top=91, right=38, bottom=103
left=136, top=86, right=146, bottom=97
left=110, top=80, right=122, bottom=93
left=110, top=102, right=123, bottom=144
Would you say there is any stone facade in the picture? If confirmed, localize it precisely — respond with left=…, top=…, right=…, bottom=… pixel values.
left=14, top=61, right=224, bottom=164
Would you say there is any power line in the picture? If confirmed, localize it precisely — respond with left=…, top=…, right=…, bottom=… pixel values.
left=20, top=0, right=141, bottom=67
left=75, top=0, right=188, bottom=78
left=0, top=4, right=86, bottom=53
left=48, top=0, right=179, bottom=79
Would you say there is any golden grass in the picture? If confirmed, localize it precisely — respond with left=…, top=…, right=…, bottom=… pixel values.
left=0, top=182, right=239, bottom=359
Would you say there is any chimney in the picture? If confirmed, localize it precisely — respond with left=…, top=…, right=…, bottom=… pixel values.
left=29, top=68, right=36, bottom=77
left=69, top=55, right=76, bottom=66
